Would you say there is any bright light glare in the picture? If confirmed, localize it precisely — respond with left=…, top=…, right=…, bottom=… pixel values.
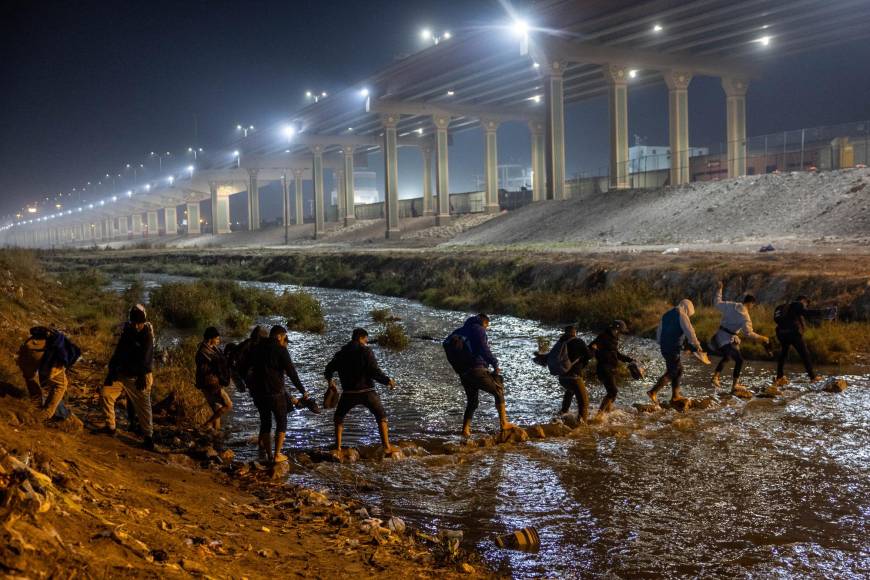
left=443, top=31, right=451, bottom=39
left=282, top=125, right=296, bottom=139
left=653, top=23, right=663, bottom=32
left=416, top=127, right=424, bottom=135
left=145, top=184, right=151, bottom=191
left=446, top=90, right=455, bottom=96
left=629, top=69, right=638, bottom=78
left=305, top=91, right=312, bottom=98
left=421, top=28, right=432, bottom=40
left=533, top=62, right=540, bottom=68
left=512, top=19, right=529, bottom=37
left=360, top=87, right=370, bottom=97
left=236, top=124, right=242, bottom=130
left=187, top=165, right=195, bottom=173
left=233, top=150, right=240, bottom=157
left=531, top=95, right=542, bottom=103
left=757, top=35, right=771, bottom=46
left=168, top=176, right=174, bottom=184
left=321, top=91, right=327, bottom=97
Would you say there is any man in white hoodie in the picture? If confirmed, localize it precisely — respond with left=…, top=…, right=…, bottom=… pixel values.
left=648, top=299, right=709, bottom=405
left=710, top=281, right=769, bottom=398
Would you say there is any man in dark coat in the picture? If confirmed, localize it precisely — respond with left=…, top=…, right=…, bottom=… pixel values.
left=195, top=326, right=233, bottom=432
left=325, top=328, right=397, bottom=456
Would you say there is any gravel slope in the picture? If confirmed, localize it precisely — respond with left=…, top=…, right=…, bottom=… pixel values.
left=449, top=168, right=870, bottom=248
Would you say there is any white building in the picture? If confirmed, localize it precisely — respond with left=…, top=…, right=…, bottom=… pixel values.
left=628, top=145, right=709, bottom=173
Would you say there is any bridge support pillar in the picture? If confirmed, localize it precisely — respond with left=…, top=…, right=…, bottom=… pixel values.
left=117, top=216, right=128, bottom=238
left=607, top=65, right=630, bottom=189
left=292, top=169, right=304, bottom=225
left=665, top=70, right=693, bottom=185
left=482, top=118, right=501, bottom=213
left=247, top=169, right=260, bottom=230
left=104, top=219, right=113, bottom=241
left=281, top=173, right=290, bottom=244
left=310, top=146, right=325, bottom=239
left=723, top=77, right=749, bottom=178
left=381, top=114, right=401, bottom=239
left=529, top=120, right=546, bottom=201
left=342, top=146, right=356, bottom=226
left=145, top=211, right=158, bottom=238
left=335, top=167, right=346, bottom=224
left=209, top=182, right=231, bottom=235
left=421, top=142, right=434, bottom=216
left=544, top=60, right=567, bottom=200
left=433, top=114, right=452, bottom=225
left=186, top=203, right=201, bottom=234
left=131, top=214, right=143, bottom=237
left=163, top=207, right=177, bottom=235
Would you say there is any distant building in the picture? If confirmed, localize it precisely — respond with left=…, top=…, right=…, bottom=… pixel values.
left=628, top=145, right=709, bottom=173
left=330, top=169, right=380, bottom=205
left=474, top=163, right=532, bottom=191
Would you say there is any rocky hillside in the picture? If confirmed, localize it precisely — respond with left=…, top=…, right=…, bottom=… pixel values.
left=450, top=168, right=870, bottom=248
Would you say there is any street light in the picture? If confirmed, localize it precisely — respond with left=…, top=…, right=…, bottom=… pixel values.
left=282, top=125, right=296, bottom=139
left=305, top=91, right=328, bottom=103
left=233, top=150, right=241, bottom=168
left=187, top=147, right=203, bottom=160
left=186, top=165, right=195, bottom=177
left=236, top=124, right=255, bottom=137
left=150, top=151, right=170, bottom=171
left=421, top=28, right=452, bottom=45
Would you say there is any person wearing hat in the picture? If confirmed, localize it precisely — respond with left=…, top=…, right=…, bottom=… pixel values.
left=99, top=304, right=156, bottom=450
left=249, top=325, right=316, bottom=463
left=589, top=320, right=635, bottom=418
left=710, top=281, right=769, bottom=398
left=195, top=326, right=233, bottom=433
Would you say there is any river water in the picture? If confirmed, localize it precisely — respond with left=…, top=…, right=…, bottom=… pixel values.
left=130, top=276, right=870, bottom=578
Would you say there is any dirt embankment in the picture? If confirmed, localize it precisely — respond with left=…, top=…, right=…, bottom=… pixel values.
left=0, top=251, right=489, bottom=579
left=449, top=168, right=870, bottom=249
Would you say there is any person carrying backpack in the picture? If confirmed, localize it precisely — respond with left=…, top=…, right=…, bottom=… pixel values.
left=16, top=326, right=79, bottom=421
left=444, top=314, right=516, bottom=438
left=589, top=320, right=634, bottom=418
left=710, top=281, right=769, bottom=398
left=544, top=325, right=591, bottom=423
left=773, top=295, right=831, bottom=385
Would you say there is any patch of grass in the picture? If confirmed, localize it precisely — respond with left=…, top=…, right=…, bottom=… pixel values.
left=148, top=279, right=325, bottom=335
left=278, top=291, right=326, bottom=334
left=152, top=337, right=211, bottom=426
left=375, top=322, right=409, bottom=351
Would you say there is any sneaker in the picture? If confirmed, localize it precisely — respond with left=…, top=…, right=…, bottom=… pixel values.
left=773, top=377, right=788, bottom=387
left=711, top=373, right=721, bottom=389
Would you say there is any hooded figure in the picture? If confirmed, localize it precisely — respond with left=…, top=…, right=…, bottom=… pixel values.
left=648, top=300, right=708, bottom=405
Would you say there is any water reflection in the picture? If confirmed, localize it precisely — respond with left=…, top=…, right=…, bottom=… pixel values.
left=120, top=274, right=870, bottom=577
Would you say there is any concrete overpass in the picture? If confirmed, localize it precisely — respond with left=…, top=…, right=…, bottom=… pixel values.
left=5, top=0, right=870, bottom=248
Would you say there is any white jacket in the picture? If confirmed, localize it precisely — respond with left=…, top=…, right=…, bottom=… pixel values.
left=712, top=288, right=762, bottom=348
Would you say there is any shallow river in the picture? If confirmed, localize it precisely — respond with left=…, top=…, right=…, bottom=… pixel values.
left=131, top=276, right=870, bottom=578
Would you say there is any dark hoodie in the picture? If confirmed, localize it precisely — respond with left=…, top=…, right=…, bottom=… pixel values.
left=590, top=329, right=633, bottom=369
left=106, top=322, right=154, bottom=383
left=776, top=301, right=827, bottom=335
left=453, top=316, right=498, bottom=370
left=324, top=341, right=391, bottom=394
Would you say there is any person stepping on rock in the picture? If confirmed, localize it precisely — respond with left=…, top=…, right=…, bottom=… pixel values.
left=710, top=282, right=769, bottom=399
left=649, top=300, right=709, bottom=406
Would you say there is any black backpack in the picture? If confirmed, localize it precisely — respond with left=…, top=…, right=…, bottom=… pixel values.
left=773, top=303, right=789, bottom=326
left=443, top=332, right=476, bottom=374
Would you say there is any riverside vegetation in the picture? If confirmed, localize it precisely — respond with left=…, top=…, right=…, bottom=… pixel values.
left=47, top=249, right=870, bottom=366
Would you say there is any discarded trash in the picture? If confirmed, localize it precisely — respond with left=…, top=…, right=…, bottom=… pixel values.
left=759, top=244, right=775, bottom=252
left=662, top=247, right=680, bottom=254
left=495, top=526, right=540, bottom=551
left=823, top=378, right=848, bottom=393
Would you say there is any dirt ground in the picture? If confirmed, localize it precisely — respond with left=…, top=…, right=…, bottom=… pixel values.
left=0, top=394, right=490, bottom=579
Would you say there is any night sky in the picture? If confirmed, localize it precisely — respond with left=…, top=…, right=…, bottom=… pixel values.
left=2, top=0, right=870, bottom=222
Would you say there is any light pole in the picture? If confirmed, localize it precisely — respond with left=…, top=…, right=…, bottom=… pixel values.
left=305, top=91, right=328, bottom=103
left=420, top=28, right=451, bottom=45
left=187, top=147, right=202, bottom=160
left=150, top=151, right=171, bottom=171
left=233, top=150, right=241, bottom=168
left=236, top=124, right=255, bottom=138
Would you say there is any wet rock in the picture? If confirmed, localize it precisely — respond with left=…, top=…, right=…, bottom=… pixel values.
left=668, top=398, right=692, bottom=413
left=731, top=388, right=754, bottom=400
left=150, top=549, right=169, bottom=562
left=758, top=385, right=782, bottom=398
left=385, top=450, right=405, bottom=461
left=633, top=403, right=659, bottom=413
left=671, top=417, right=696, bottom=432
left=387, top=516, right=406, bottom=534
left=461, top=563, right=476, bottom=574
left=823, top=378, right=848, bottom=393
left=299, top=489, right=330, bottom=506
left=269, top=461, right=290, bottom=480
left=528, top=426, right=546, bottom=439
left=496, top=427, right=529, bottom=445
left=540, top=422, right=572, bottom=438
left=110, top=528, right=153, bottom=562
left=295, top=452, right=313, bottom=467
left=692, top=396, right=717, bottom=409
left=218, top=449, right=234, bottom=463
left=342, top=448, right=361, bottom=463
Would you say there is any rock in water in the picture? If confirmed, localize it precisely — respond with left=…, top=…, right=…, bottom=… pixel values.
left=758, top=385, right=782, bottom=398
left=269, top=461, right=290, bottom=479
left=496, top=427, right=529, bottom=444
left=731, top=388, right=753, bottom=400
left=823, top=378, right=848, bottom=393
left=528, top=426, right=546, bottom=439
left=387, top=516, right=406, bottom=534
left=668, top=398, right=692, bottom=412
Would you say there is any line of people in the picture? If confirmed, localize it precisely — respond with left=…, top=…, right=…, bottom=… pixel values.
left=15, top=289, right=834, bottom=462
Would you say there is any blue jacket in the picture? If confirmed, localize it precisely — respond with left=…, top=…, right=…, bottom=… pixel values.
left=454, top=316, right=498, bottom=370
left=657, top=299, right=702, bottom=355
